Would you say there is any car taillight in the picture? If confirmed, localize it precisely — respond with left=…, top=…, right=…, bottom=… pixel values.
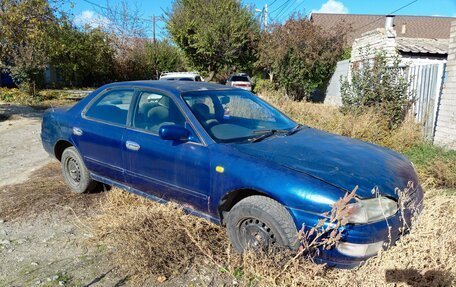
left=234, top=83, right=250, bottom=87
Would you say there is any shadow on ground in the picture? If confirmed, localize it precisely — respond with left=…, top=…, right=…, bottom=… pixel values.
left=386, top=268, right=454, bottom=286
left=0, top=103, right=45, bottom=122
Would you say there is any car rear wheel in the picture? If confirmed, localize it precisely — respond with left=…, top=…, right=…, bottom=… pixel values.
left=61, top=146, right=97, bottom=193
left=226, top=195, right=299, bottom=253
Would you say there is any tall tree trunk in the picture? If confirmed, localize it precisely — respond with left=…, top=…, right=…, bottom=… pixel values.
left=206, top=70, right=216, bottom=82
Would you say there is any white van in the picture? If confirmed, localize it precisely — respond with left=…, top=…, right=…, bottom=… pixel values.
left=159, top=72, right=204, bottom=82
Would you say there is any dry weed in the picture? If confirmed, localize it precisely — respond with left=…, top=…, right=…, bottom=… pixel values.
left=261, top=90, right=422, bottom=153
left=90, top=188, right=456, bottom=286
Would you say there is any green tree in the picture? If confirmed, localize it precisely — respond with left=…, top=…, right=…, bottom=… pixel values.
left=340, top=50, right=414, bottom=128
left=0, top=0, right=59, bottom=94
left=50, top=22, right=115, bottom=86
left=146, top=39, right=188, bottom=77
left=257, top=16, right=346, bottom=101
left=167, top=0, right=260, bottom=81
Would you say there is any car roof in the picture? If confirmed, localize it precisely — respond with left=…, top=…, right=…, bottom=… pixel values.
left=101, top=80, right=235, bottom=95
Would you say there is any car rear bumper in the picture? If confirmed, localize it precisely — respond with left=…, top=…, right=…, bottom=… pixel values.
left=288, top=185, right=424, bottom=268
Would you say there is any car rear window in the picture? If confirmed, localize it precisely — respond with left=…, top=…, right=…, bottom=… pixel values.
left=231, top=76, right=249, bottom=82
left=85, top=89, right=134, bottom=125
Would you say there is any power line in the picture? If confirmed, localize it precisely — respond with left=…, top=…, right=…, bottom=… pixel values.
left=270, top=0, right=291, bottom=15
left=268, top=0, right=279, bottom=7
left=270, top=0, right=292, bottom=22
left=276, top=0, right=299, bottom=22
left=352, top=0, right=419, bottom=33
left=80, top=0, right=165, bottom=23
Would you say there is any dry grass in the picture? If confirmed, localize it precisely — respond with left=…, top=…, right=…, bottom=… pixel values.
left=261, top=90, right=422, bottom=153
left=90, top=188, right=456, bottom=286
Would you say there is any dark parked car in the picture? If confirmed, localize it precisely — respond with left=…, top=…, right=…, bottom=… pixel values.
left=41, top=81, right=423, bottom=268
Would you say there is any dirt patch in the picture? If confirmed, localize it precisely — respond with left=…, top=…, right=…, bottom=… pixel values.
left=0, top=104, right=54, bottom=187
left=0, top=163, right=129, bottom=287
left=0, top=162, right=103, bottom=222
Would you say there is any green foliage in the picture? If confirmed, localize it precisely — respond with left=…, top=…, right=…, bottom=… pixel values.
left=403, top=142, right=456, bottom=188
left=0, top=87, right=74, bottom=106
left=341, top=50, right=413, bottom=129
left=0, top=0, right=59, bottom=94
left=50, top=22, right=115, bottom=87
left=257, top=16, right=346, bottom=101
left=146, top=39, right=188, bottom=77
left=340, top=47, right=352, bottom=60
left=167, top=0, right=260, bottom=81
left=253, top=78, right=276, bottom=94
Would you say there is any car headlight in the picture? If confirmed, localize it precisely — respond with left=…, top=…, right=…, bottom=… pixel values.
left=346, top=197, right=398, bottom=224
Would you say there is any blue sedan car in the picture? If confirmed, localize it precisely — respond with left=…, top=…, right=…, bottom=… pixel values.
left=41, top=81, right=423, bottom=268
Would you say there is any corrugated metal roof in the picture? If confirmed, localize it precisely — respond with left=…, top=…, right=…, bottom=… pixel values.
left=310, top=13, right=455, bottom=45
left=396, top=38, right=449, bottom=54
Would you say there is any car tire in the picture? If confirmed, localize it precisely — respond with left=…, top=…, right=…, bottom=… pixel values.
left=61, top=146, right=97, bottom=193
left=226, top=195, right=299, bottom=253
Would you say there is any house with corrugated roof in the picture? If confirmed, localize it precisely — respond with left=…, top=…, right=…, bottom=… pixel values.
left=310, top=13, right=454, bottom=46
left=319, top=13, right=456, bottom=148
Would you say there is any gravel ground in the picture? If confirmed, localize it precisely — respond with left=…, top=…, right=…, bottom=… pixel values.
left=0, top=103, right=52, bottom=187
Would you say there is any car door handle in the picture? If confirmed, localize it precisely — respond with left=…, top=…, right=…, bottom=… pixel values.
left=126, top=141, right=140, bottom=151
left=72, top=127, right=83, bottom=136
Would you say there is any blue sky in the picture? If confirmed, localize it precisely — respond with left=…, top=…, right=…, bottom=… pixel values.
left=67, top=0, right=456, bottom=38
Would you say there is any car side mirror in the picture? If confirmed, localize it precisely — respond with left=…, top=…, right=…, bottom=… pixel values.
left=159, top=125, right=190, bottom=141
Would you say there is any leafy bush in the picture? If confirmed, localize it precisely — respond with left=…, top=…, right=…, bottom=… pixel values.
left=341, top=50, right=413, bottom=129
left=253, top=78, right=276, bottom=94
left=257, top=16, right=346, bottom=101
left=0, top=87, right=75, bottom=106
left=0, top=88, right=30, bottom=104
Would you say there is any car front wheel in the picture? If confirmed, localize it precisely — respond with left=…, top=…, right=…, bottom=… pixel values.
left=226, top=195, right=299, bottom=253
left=61, top=146, right=97, bottom=193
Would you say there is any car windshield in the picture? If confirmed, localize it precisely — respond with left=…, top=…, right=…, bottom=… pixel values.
left=182, top=90, right=296, bottom=143
left=231, top=76, right=249, bottom=82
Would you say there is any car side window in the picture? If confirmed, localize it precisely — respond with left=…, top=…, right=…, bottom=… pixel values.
left=85, top=89, right=134, bottom=125
left=133, top=91, right=186, bottom=134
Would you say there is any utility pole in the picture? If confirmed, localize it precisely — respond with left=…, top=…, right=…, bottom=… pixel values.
left=263, top=4, right=268, bottom=28
left=152, top=15, right=157, bottom=79
left=255, top=4, right=268, bottom=29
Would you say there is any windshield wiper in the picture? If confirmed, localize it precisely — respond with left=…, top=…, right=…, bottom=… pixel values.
left=250, top=125, right=304, bottom=143
left=287, top=124, right=303, bottom=136
left=250, top=129, right=287, bottom=143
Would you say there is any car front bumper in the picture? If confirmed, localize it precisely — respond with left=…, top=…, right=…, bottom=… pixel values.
left=287, top=185, right=424, bottom=269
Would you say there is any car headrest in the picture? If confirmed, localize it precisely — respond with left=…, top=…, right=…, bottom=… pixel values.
left=191, top=103, right=210, bottom=120
left=138, top=102, right=157, bottom=115
left=147, top=106, right=169, bottom=122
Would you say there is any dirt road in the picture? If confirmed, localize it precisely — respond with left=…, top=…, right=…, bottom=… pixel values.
left=0, top=103, right=52, bottom=187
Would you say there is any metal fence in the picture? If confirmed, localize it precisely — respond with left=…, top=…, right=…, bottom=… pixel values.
left=407, top=63, right=446, bottom=140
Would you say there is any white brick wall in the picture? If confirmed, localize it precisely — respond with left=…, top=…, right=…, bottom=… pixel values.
left=351, top=28, right=397, bottom=63
left=434, top=21, right=456, bottom=149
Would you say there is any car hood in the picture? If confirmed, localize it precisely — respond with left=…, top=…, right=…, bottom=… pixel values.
left=233, top=128, right=418, bottom=199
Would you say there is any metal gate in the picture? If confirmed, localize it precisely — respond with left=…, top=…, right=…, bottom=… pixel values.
left=407, top=63, right=446, bottom=140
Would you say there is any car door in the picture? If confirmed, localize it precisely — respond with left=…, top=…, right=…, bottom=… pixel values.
left=72, top=88, right=135, bottom=183
left=123, top=89, right=211, bottom=212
